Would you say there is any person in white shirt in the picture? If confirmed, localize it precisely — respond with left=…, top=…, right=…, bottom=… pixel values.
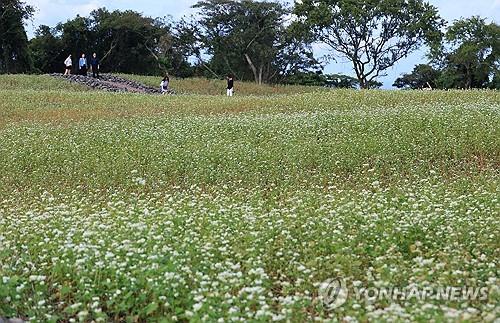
left=64, top=55, right=72, bottom=75
left=160, top=75, right=170, bottom=94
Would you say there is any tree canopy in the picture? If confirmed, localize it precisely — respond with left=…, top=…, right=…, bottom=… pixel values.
left=437, top=17, right=499, bottom=89
left=185, top=0, right=320, bottom=84
left=0, top=0, right=34, bottom=73
left=395, top=17, right=500, bottom=89
left=294, top=0, right=444, bottom=88
left=393, top=64, right=440, bottom=89
left=29, top=9, right=191, bottom=76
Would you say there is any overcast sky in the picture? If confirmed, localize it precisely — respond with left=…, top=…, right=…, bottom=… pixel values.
left=24, top=0, right=500, bottom=88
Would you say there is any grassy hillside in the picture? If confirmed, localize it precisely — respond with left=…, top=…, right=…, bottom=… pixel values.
left=0, top=73, right=326, bottom=96
left=0, top=74, right=89, bottom=92
left=119, top=74, right=328, bottom=96
left=0, top=76, right=499, bottom=321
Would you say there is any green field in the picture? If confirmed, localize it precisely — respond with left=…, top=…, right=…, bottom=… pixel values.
left=0, top=75, right=499, bottom=322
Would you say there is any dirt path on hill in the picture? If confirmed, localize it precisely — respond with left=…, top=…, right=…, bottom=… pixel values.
left=50, top=73, right=174, bottom=95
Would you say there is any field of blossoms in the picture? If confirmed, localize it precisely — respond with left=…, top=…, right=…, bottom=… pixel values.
left=0, top=75, right=499, bottom=322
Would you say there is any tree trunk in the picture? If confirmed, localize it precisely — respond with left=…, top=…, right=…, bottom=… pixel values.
left=359, top=77, right=368, bottom=89
left=465, top=64, right=472, bottom=89
left=101, top=39, right=118, bottom=64
left=353, top=59, right=368, bottom=89
left=199, top=59, right=220, bottom=79
left=3, top=45, right=10, bottom=73
left=244, top=53, right=259, bottom=84
left=223, top=56, right=239, bottom=81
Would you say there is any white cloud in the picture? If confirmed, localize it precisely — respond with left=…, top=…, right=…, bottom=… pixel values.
left=71, top=1, right=102, bottom=17
left=25, top=0, right=103, bottom=36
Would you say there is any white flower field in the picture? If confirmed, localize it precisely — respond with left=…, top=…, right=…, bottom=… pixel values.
left=0, top=76, right=498, bottom=321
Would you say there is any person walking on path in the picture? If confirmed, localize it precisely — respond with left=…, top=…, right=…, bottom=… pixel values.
left=160, top=75, right=170, bottom=94
left=226, top=74, right=234, bottom=97
left=79, top=54, right=88, bottom=76
left=64, top=55, right=72, bottom=75
left=90, top=53, right=100, bottom=78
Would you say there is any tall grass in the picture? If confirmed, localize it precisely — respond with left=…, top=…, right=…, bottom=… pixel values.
left=119, top=74, right=328, bottom=96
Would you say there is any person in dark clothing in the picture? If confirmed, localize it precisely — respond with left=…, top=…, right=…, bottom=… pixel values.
left=90, top=53, right=100, bottom=78
left=226, top=74, right=234, bottom=96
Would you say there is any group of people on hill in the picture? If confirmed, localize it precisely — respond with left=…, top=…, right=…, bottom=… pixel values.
left=63, top=54, right=235, bottom=96
left=64, top=53, right=100, bottom=78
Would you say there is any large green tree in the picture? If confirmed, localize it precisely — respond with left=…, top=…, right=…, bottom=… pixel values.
left=186, top=0, right=320, bottom=84
left=0, top=0, right=34, bottom=73
left=395, top=17, right=500, bottom=90
left=89, top=9, right=167, bottom=74
left=435, top=17, right=499, bottom=89
left=29, top=25, right=64, bottom=73
left=294, top=0, right=444, bottom=88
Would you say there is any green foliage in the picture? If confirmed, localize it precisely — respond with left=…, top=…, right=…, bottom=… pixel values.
left=283, top=71, right=328, bottom=86
left=397, top=17, right=500, bottom=90
left=186, top=0, right=320, bottom=84
left=28, top=8, right=193, bottom=76
left=325, top=74, right=360, bottom=89
left=29, top=25, right=63, bottom=73
left=436, top=17, right=499, bottom=89
left=89, top=9, right=170, bottom=74
left=294, top=0, right=445, bottom=88
left=0, top=0, right=34, bottom=73
left=393, top=64, right=441, bottom=89
left=285, top=72, right=382, bottom=89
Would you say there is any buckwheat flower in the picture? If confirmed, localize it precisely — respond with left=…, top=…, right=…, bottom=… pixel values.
left=484, top=313, right=496, bottom=321
left=193, top=303, right=203, bottom=311
left=69, top=303, right=82, bottom=310
left=135, top=177, right=146, bottom=186
left=77, top=310, right=89, bottom=319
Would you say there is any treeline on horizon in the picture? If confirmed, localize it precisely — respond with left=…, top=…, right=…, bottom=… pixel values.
left=1, top=0, right=499, bottom=89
